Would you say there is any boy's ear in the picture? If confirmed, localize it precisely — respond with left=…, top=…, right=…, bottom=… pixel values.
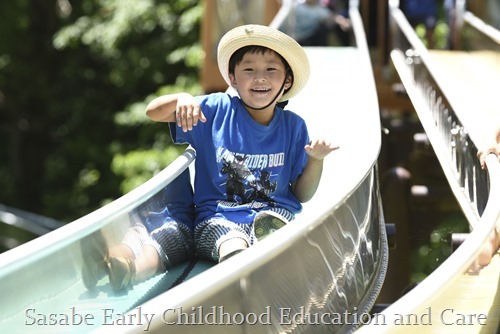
left=229, top=73, right=237, bottom=88
left=284, top=75, right=292, bottom=90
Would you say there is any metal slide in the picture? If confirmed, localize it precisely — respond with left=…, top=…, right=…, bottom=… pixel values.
left=357, top=1, right=500, bottom=333
left=0, top=1, right=387, bottom=333
left=0, top=204, right=64, bottom=249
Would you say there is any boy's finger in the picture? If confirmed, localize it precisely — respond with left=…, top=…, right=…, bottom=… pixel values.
left=186, top=105, right=194, bottom=130
left=199, top=110, right=207, bottom=123
left=176, top=106, right=182, bottom=127
left=192, top=106, right=202, bottom=126
left=180, top=106, right=189, bottom=132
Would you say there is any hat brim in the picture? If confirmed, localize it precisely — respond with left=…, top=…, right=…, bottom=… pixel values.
left=217, top=25, right=310, bottom=102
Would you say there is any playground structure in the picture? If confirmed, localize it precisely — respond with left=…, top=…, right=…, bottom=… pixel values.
left=0, top=0, right=498, bottom=333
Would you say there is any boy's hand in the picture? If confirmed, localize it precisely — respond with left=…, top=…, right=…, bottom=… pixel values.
left=305, top=139, right=339, bottom=161
left=176, top=93, right=207, bottom=132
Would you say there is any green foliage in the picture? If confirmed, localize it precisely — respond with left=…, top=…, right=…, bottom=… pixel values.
left=414, top=21, right=449, bottom=49
left=111, top=145, right=186, bottom=194
left=112, top=75, right=201, bottom=197
left=0, top=0, right=202, bottom=222
left=410, top=212, right=469, bottom=282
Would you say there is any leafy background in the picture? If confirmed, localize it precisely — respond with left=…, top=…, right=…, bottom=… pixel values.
left=0, top=0, right=202, bottom=223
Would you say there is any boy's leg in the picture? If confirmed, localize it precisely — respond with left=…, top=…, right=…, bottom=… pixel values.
left=108, top=243, right=135, bottom=259
left=106, top=244, right=159, bottom=292
left=195, top=218, right=253, bottom=263
left=106, top=221, right=193, bottom=292
left=150, top=221, right=194, bottom=268
left=105, top=223, right=150, bottom=292
left=81, top=226, right=147, bottom=291
left=218, top=238, right=248, bottom=262
left=134, top=245, right=161, bottom=281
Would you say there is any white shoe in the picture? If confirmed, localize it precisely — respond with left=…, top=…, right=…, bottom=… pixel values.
left=253, top=211, right=289, bottom=240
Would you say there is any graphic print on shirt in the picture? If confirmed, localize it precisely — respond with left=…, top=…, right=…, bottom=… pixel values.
left=217, top=147, right=284, bottom=207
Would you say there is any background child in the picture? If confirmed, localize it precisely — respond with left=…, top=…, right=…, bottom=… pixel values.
left=477, top=124, right=500, bottom=169
left=474, top=124, right=500, bottom=270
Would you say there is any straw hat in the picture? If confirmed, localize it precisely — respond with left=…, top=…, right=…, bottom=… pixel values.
left=217, top=24, right=310, bottom=102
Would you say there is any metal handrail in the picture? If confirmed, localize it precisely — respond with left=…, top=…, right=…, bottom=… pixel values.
left=387, top=0, right=492, bottom=222
left=463, top=11, right=500, bottom=44
left=0, top=204, right=64, bottom=236
left=269, top=0, right=293, bottom=30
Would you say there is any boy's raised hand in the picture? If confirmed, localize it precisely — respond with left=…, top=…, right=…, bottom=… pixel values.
left=176, top=93, right=207, bottom=132
left=305, top=139, right=339, bottom=161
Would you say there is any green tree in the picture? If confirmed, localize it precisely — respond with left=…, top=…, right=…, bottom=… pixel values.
left=0, top=0, right=202, bottom=223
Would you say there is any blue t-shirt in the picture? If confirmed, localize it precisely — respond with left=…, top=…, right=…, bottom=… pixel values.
left=169, top=93, right=310, bottom=225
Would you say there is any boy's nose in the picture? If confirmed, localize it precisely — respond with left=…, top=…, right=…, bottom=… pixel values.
left=254, top=72, right=267, bottom=81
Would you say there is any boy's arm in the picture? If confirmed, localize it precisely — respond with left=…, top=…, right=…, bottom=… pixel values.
left=291, top=157, right=324, bottom=203
left=292, top=139, right=339, bottom=203
left=145, top=94, right=182, bottom=122
left=146, top=93, right=206, bottom=132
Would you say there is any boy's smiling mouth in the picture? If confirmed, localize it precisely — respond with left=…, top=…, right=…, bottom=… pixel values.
left=251, top=87, right=271, bottom=93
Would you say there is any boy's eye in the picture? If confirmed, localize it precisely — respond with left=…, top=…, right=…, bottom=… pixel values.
left=267, top=67, right=277, bottom=71
left=243, top=68, right=254, bottom=72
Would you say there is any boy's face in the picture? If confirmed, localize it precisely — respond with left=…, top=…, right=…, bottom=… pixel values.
left=229, top=50, right=291, bottom=113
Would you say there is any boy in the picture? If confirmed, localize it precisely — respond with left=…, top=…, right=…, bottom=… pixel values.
left=146, top=24, right=338, bottom=262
